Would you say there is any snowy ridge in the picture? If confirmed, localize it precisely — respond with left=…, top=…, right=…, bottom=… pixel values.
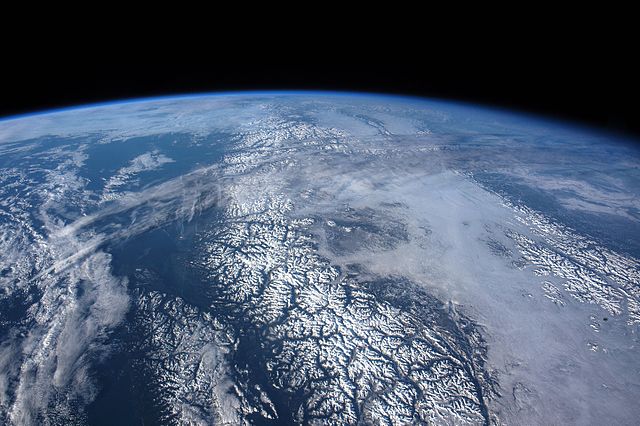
left=133, top=290, right=240, bottom=425
left=198, top=194, right=491, bottom=425
left=506, top=202, right=640, bottom=325
left=0, top=94, right=638, bottom=424
left=188, top=115, right=494, bottom=424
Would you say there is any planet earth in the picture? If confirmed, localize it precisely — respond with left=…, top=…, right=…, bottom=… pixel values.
left=0, top=92, right=639, bottom=425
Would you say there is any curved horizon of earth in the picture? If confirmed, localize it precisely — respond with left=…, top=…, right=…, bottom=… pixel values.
left=0, top=92, right=638, bottom=425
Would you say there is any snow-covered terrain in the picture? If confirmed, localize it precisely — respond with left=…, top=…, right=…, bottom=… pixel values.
left=0, top=93, right=638, bottom=425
